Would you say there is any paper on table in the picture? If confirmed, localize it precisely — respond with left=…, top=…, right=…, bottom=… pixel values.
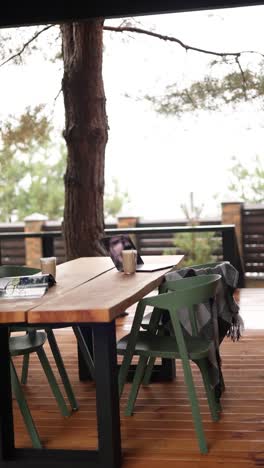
left=0, top=274, right=55, bottom=299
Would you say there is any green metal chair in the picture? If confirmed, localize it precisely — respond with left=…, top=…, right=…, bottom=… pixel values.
left=2, top=265, right=76, bottom=448
left=10, top=329, right=71, bottom=448
left=117, top=274, right=221, bottom=454
left=20, top=324, right=95, bottom=411
left=140, top=262, right=225, bottom=385
left=141, top=262, right=222, bottom=329
left=1, top=265, right=79, bottom=413
left=2, top=265, right=95, bottom=412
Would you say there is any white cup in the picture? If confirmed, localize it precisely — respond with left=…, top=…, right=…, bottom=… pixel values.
left=122, top=250, right=137, bottom=274
left=40, top=257, right=56, bottom=279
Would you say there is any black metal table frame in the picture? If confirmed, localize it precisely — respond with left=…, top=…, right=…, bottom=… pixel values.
left=0, top=321, right=121, bottom=468
left=78, top=322, right=176, bottom=383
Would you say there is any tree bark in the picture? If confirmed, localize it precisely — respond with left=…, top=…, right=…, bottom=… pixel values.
left=61, top=19, right=107, bottom=259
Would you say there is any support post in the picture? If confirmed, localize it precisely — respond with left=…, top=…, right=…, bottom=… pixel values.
left=24, top=213, right=48, bottom=268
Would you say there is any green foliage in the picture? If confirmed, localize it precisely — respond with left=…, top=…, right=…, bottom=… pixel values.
left=171, top=232, right=220, bottom=267
left=104, top=177, right=130, bottom=218
left=228, top=155, right=264, bottom=203
left=1, top=105, right=51, bottom=150
left=0, top=106, right=128, bottom=223
left=15, top=151, right=66, bottom=220
left=0, top=106, right=66, bottom=221
left=146, top=65, right=264, bottom=116
left=164, top=193, right=220, bottom=266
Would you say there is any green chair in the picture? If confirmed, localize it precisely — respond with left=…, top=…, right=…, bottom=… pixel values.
left=1, top=265, right=79, bottom=412
left=10, top=358, right=42, bottom=449
left=20, top=324, right=95, bottom=411
left=3, top=265, right=74, bottom=448
left=141, top=262, right=222, bottom=329
left=2, top=265, right=95, bottom=412
left=140, top=261, right=225, bottom=385
left=10, top=329, right=70, bottom=448
left=117, top=274, right=221, bottom=454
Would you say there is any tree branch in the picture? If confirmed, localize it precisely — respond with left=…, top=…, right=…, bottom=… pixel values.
left=0, top=25, right=54, bottom=67
left=235, top=56, right=248, bottom=100
left=104, top=25, right=264, bottom=60
left=54, top=87, right=62, bottom=103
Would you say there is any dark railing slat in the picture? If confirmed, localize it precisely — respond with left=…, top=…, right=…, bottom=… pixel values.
left=0, top=225, right=245, bottom=285
left=105, top=224, right=235, bottom=235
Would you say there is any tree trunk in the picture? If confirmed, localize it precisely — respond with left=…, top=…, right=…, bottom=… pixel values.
left=61, top=19, right=107, bottom=260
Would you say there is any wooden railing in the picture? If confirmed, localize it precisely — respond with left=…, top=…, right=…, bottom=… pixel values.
left=242, top=204, right=264, bottom=275
left=105, top=224, right=245, bottom=287
left=0, top=223, right=244, bottom=287
left=0, top=230, right=62, bottom=265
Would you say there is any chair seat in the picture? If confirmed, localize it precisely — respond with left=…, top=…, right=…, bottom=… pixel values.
left=117, top=331, right=210, bottom=360
left=9, top=331, right=47, bottom=356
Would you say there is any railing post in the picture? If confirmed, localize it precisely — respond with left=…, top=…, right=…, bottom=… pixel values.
left=222, top=228, right=245, bottom=287
left=24, top=213, right=48, bottom=268
left=222, top=202, right=244, bottom=260
left=222, top=228, right=236, bottom=265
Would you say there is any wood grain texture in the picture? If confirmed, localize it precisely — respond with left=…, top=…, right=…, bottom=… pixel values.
left=27, top=255, right=183, bottom=324
left=0, top=256, right=182, bottom=324
left=12, top=287, right=264, bottom=468
left=0, top=257, right=114, bottom=323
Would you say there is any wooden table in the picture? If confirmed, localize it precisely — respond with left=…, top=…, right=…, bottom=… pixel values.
left=0, top=255, right=183, bottom=468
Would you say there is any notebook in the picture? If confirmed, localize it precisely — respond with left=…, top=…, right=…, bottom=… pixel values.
left=101, top=234, right=176, bottom=272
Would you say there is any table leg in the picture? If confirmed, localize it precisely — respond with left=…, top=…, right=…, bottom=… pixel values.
left=78, top=325, right=94, bottom=381
left=78, top=325, right=176, bottom=382
left=93, top=322, right=122, bottom=468
left=0, top=322, right=121, bottom=468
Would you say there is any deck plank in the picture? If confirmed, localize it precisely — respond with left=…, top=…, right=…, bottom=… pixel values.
left=12, top=287, right=264, bottom=467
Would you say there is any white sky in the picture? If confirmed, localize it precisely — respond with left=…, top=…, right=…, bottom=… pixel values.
left=1, top=4, right=264, bottom=220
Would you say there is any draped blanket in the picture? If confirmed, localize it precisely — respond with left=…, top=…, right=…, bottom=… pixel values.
left=165, top=261, right=242, bottom=400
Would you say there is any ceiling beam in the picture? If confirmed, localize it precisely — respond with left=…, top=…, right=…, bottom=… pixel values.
left=1, top=1, right=264, bottom=28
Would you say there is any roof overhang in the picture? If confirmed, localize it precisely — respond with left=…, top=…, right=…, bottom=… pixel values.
left=1, top=1, right=264, bottom=28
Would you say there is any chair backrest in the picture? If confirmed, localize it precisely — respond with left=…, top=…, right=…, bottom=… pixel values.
left=184, top=261, right=226, bottom=270
left=159, top=262, right=226, bottom=295
left=143, top=274, right=221, bottom=363
left=0, top=265, right=40, bottom=277
left=143, top=274, right=220, bottom=333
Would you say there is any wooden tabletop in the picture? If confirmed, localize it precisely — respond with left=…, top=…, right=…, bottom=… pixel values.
left=0, top=257, right=114, bottom=324
left=0, top=255, right=183, bottom=324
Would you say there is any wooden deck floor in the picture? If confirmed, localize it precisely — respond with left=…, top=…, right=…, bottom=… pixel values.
left=12, top=288, right=264, bottom=468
